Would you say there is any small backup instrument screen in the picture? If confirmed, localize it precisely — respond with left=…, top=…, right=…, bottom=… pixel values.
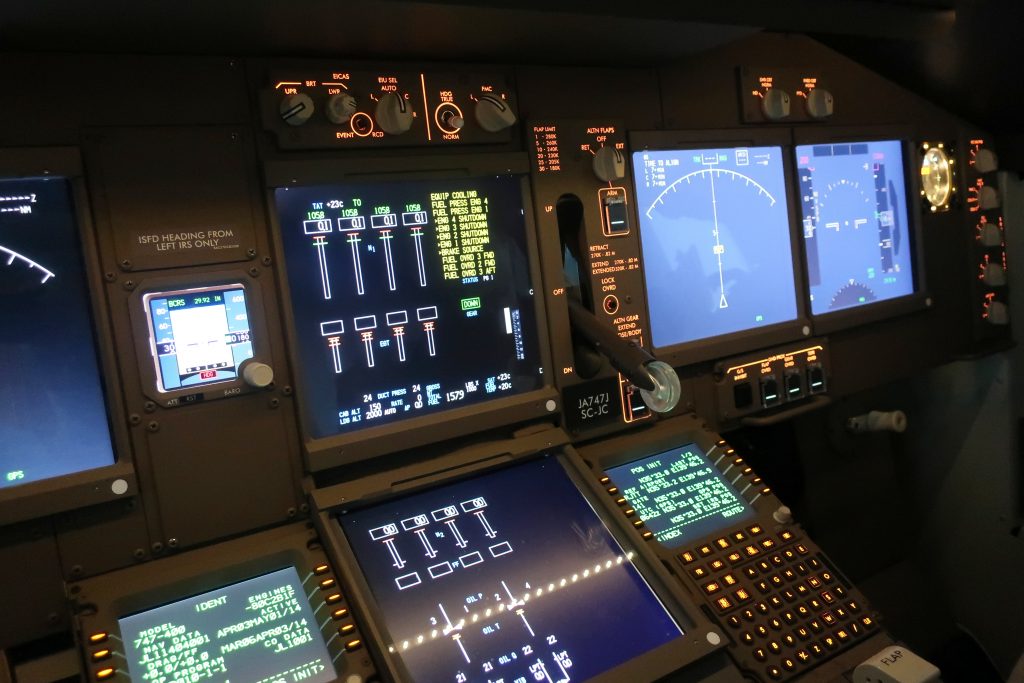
left=144, top=285, right=254, bottom=391
left=339, top=457, right=683, bottom=682
left=0, top=177, right=117, bottom=489
left=275, top=175, right=544, bottom=439
left=607, top=444, right=755, bottom=548
left=118, top=567, right=336, bottom=683
left=632, top=146, right=799, bottom=348
left=795, top=140, right=915, bottom=314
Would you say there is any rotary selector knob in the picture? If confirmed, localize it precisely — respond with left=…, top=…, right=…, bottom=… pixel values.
left=475, top=95, right=517, bottom=132
left=761, top=89, right=791, bottom=121
left=805, top=88, right=834, bottom=119
left=280, top=93, right=314, bottom=126
left=974, top=147, right=999, bottom=174
left=593, top=146, right=625, bottom=182
left=979, top=185, right=1000, bottom=210
left=325, top=93, right=358, bottom=124
left=987, top=301, right=1009, bottom=325
left=374, top=92, right=414, bottom=135
left=982, top=263, right=1007, bottom=287
left=241, top=361, right=275, bottom=388
left=980, top=222, right=1003, bottom=247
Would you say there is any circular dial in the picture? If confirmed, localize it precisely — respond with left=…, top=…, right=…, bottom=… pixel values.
left=920, top=146, right=952, bottom=209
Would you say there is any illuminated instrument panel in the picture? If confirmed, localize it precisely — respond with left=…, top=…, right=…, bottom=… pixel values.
left=275, top=176, right=545, bottom=441
left=0, top=32, right=1005, bottom=683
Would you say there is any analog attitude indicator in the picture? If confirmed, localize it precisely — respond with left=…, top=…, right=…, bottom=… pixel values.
left=633, top=146, right=799, bottom=348
left=920, top=144, right=954, bottom=211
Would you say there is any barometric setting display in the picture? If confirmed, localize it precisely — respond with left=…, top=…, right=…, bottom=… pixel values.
left=143, top=284, right=255, bottom=392
left=632, top=146, right=800, bottom=349
left=275, top=175, right=544, bottom=439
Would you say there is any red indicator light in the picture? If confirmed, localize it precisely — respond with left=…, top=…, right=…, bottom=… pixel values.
left=200, top=370, right=216, bottom=379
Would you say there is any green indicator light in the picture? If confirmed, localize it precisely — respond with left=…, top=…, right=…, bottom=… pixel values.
left=461, top=297, right=481, bottom=311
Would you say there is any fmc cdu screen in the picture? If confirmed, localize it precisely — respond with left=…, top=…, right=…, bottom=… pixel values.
left=119, top=566, right=336, bottom=683
left=796, top=140, right=915, bottom=314
left=275, top=176, right=544, bottom=439
left=339, top=458, right=683, bottom=682
left=0, top=177, right=116, bottom=489
left=632, top=146, right=799, bottom=348
left=607, top=444, right=755, bottom=548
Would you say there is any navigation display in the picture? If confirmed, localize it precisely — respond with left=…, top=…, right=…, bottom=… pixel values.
left=339, top=457, right=683, bottom=682
left=144, top=284, right=254, bottom=391
left=275, top=176, right=544, bottom=439
left=632, top=146, right=799, bottom=348
left=796, top=140, right=915, bottom=314
left=607, top=444, right=755, bottom=548
left=1, top=177, right=116, bottom=489
left=119, top=567, right=336, bottom=683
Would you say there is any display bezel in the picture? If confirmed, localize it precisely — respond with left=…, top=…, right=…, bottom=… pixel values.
left=312, top=442, right=723, bottom=683
left=0, top=146, right=137, bottom=525
left=128, top=273, right=274, bottom=407
left=628, top=129, right=812, bottom=367
left=792, top=127, right=930, bottom=334
left=264, top=154, right=558, bottom=472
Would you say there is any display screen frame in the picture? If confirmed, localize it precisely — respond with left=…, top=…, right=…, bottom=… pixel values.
left=313, top=443, right=722, bottom=683
left=265, top=154, right=558, bottom=472
left=792, top=127, right=930, bottom=334
left=629, top=129, right=812, bottom=367
left=128, top=272, right=275, bottom=407
left=0, top=146, right=136, bottom=525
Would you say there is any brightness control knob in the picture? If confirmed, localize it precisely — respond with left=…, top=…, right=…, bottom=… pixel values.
left=974, top=147, right=999, bottom=174
left=987, top=301, right=1009, bottom=325
left=980, top=222, right=1003, bottom=247
left=805, top=88, right=834, bottom=119
left=982, top=262, right=1007, bottom=287
left=241, top=361, right=275, bottom=389
left=979, top=185, right=1000, bottom=210
left=761, top=88, right=791, bottom=121
left=374, top=92, right=414, bottom=135
left=325, top=93, right=358, bottom=124
left=280, top=93, right=315, bottom=126
left=593, top=146, right=625, bottom=183
left=475, top=94, right=517, bottom=132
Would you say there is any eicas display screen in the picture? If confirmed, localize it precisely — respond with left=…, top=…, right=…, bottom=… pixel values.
left=275, top=176, right=544, bottom=439
left=144, top=284, right=254, bottom=391
left=606, top=444, right=755, bottom=549
left=632, top=146, right=799, bottom=349
left=0, top=177, right=116, bottom=489
left=796, top=140, right=915, bottom=314
left=119, top=566, right=336, bottom=683
left=339, top=457, right=683, bottom=682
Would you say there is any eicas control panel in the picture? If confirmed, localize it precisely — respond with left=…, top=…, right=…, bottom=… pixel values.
left=0, top=31, right=1002, bottom=683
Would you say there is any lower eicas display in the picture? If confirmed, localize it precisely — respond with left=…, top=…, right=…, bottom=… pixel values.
left=0, top=177, right=116, bottom=489
left=606, top=444, right=755, bottom=549
left=274, top=175, right=544, bottom=439
left=632, top=146, right=799, bottom=348
left=118, top=566, right=336, bottom=683
left=339, top=458, right=683, bottom=682
left=796, top=140, right=915, bottom=314
left=144, top=284, right=254, bottom=391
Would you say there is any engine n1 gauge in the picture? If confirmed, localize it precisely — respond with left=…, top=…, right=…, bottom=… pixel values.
left=920, top=142, right=956, bottom=212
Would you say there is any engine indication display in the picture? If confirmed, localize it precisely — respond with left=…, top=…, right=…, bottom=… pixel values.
left=606, top=444, right=755, bottom=549
left=1, top=177, right=117, bottom=489
left=339, top=457, right=683, bottom=683
left=143, top=284, right=254, bottom=392
left=632, top=146, right=799, bottom=349
left=118, top=566, right=336, bottom=683
left=275, top=176, right=544, bottom=440
left=796, top=140, right=915, bottom=314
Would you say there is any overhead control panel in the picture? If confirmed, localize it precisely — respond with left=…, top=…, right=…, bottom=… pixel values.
left=260, top=67, right=518, bottom=150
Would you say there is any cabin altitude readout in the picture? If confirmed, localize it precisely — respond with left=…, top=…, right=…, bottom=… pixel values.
left=631, top=147, right=800, bottom=348
left=117, top=567, right=336, bottom=683
left=275, top=175, right=545, bottom=438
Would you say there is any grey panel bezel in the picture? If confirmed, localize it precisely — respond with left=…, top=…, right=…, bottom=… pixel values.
left=0, top=146, right=137, bottom=525
left=263, top=153, right=559, bottom=472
